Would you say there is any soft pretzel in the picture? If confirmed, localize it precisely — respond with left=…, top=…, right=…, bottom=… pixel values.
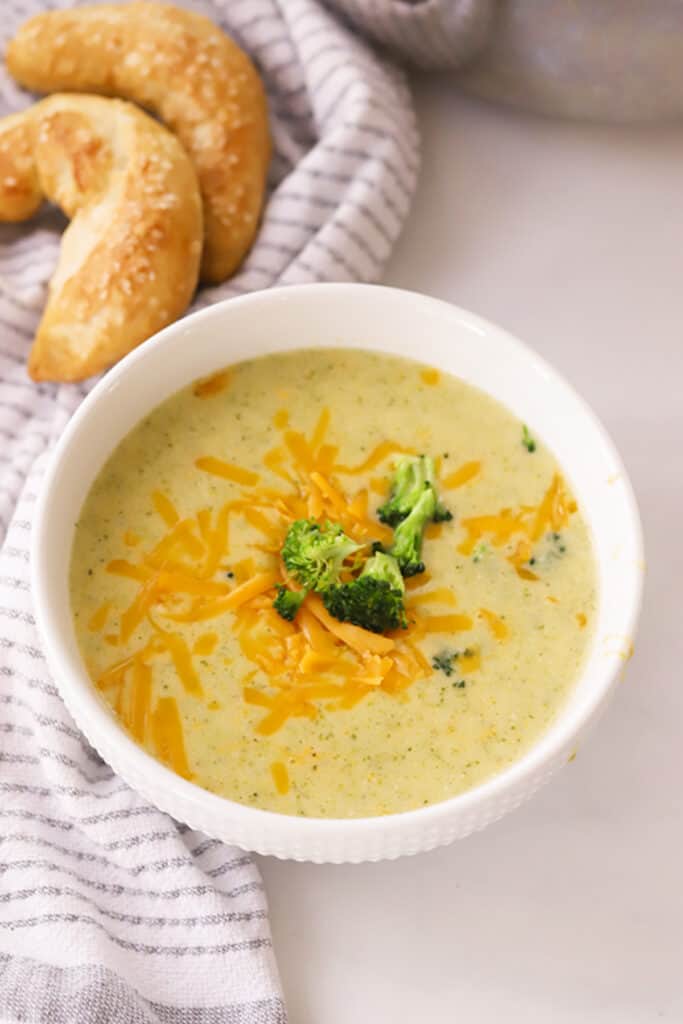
left=7, top=2, right=271, bottom=283
left=0, top=94, right=203, bottom=382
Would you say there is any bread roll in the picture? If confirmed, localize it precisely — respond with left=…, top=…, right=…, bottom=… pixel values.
left=7, top=2, right=271, bottom=283
left=0, top=94, right=203, bottom=381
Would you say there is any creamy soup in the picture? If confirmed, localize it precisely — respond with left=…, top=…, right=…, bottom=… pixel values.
left=70, top=350, right=596, bottom=817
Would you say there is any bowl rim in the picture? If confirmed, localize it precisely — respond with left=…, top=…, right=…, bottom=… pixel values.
left=31, top=282, right=644, bottom=854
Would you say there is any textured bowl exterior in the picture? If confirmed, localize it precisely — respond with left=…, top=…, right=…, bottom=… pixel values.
left=32, top=284, right=644, bottom=863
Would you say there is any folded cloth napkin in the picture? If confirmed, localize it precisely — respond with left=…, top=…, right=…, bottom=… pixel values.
left=0, top=0, right=423, bottom=1021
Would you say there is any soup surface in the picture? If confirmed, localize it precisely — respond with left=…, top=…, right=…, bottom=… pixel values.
left=71, top=349, right=596, bottom=817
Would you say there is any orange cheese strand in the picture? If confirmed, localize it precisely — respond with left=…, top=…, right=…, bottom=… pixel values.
left=309, top=471, right=347, bottom=515
left=460, top=648, right=482, bottom=673
left=87, top=602, right=111, bottom=632
left=152, top=490, right=180, bottom=527
left=405, top=572, right=432, bottom=591
left=458, top=474, right=575, bottom=559
left=168, top=571, right=280, bottom=623
left=507, top=538, right=539, bottom=581
left=348, top=489, right=369, bottom=521
left=531, top=473, right=572, bottom=540
left=201, top=504, right=231, bottom=577
left=262, top=447, right=295, bottom=483
left=195, top=456, right=260, bottom=487
left=193, top=632, right=219, bottom=656
left=334, top=440, right=414, bottom=475
left=416, top=613, right=473, bottom=634
left=283, top=430, right=315, bottom=474
left=305, top=595, right=395, bottom=656
left=310, top=407, right=331, bottom=451
left=402, top=640, right=432, bottom=675
left=129, top=660, right=152, bottom=742
left=232, top=557, right=257, bottom=583
left=339, top=681, right=375, bottom=709
left=298, top=607, right=338, bottom=654
left=150, top=697, right=192, bottom=780
left=307, top=480, right=324, bottom=519
left=106, top=559, right=153, bottom=583
left=154, top=625, right=203, bottom=696
left=193, top=369, right=232, bottom=398
left=145, top=519, right=204, bottom=567
left=478, top=608, right=509, bottom=641
left=420, top=368, right=441, bottom=386
left=96, top=649, right=140, bottom=691
left=196, top=508, right=212, bottom=542
left=155, top=571, right=229, bottom=598
left=270, top=761, right=290, bottom=795
left=256, top=699, right=317, bottom=736
left=242, top=507, right=280, bottom=540
left=406, top=588, right=457, bottom=608
left=299, top=681, right=347, bottom=700
left=243, top=686, right=275, bottom=710
left=119, top=579, right=158, bottom=642
left=315, top=443, right=338, bottom=476
left=516, top=567, right=539, bottom=581
left=353, top=654, right=394, bottom=687
left=299, top=649, right=338, bottom=674
left=424, top=522, right=445, bottom=540
left=443, top=461, right=481, bottom=490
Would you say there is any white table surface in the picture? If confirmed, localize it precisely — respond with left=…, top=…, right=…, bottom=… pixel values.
left=257, top=78, right=683, bottom=1024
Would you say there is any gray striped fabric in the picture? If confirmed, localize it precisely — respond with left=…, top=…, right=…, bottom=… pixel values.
left=0, top=0, right=422, bottom=1020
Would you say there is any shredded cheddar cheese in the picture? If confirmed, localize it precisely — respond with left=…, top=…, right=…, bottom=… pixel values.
left=443, top=461, right=481, bottom=490
left=195, top=456, right=260, bottom=486
left=152, top=490, right=180, bottom=527
left=87, top=602, right=111, bottom=632
left=478, top=608, right=509, bottom=641
left=420, top=368, right=441, bottom=386
left=193, top=369, right=232, bottom=398
left=90, top=403, right=549, bottom=760
left=458, top=473, right=576, bottom=582
left=150, top=696, right=192, bottom=779
left=270, top=761, right=290, bottom=795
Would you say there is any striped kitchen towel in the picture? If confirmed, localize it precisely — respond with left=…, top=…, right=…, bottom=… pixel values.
left=0, top=0, right=489, bottom=1021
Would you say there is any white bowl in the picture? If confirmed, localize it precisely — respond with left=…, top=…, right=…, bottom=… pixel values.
left=32, top=284, right=643, bottom=863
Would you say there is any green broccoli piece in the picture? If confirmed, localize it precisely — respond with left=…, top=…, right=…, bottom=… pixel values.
left=432, top=650, right=457, bottom=676
left=378, top=455, right=452, bottom=525
left=522, top=424, right=537, bottom=453
left=388, top=486, right=437, bottom=577
left=322, top=552, right=407, bottom=634
left=273, top=585, right=306, bottom=622
left=281, top=519, right=362, bottom=592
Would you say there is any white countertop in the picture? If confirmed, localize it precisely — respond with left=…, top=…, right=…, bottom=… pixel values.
left=257, top=78, right=683, bottom=1024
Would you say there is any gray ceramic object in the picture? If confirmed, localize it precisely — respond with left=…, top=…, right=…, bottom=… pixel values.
left=331, top=0, right=683, bottom=122
left=458, top=0, right=683, bottom=122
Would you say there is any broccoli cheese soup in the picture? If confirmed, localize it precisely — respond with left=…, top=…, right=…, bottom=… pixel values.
left=70, top=349, right=597, bottom=817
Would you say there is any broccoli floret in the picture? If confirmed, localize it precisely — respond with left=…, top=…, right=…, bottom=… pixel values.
left=522, top=424, right=537, bottom=453
left=273, top=585, right=306, bottom=622
left=378, top=455, right=452, bottom=525
left=432, top=650, right=457, bottom=676
left=378, top=456, right=427, bottom=525
left=322, top=552, right=407, bottom=634
left=388, top=486, right=437, bottom=577
left=281, top=519, right=362, bottom=592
